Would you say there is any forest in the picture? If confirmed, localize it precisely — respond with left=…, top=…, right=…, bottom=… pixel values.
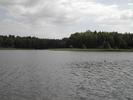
left=0, top=30, right=133, bottom=49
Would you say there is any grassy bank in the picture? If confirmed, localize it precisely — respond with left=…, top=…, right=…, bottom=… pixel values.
left=50, top=48, right=133, bottom=52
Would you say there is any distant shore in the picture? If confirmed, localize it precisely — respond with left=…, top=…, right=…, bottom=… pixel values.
left=50, top=48, right=133, bottom=52
left=1, top=48, right=133, bottom=52
left=0, top=48, right=34, bottom=50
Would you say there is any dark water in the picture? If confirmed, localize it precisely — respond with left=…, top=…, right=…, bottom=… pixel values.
left=0, top=50, right=133, bottom=100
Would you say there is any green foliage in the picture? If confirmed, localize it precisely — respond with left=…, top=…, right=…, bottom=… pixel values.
left=102, top=41, right=111, bottom=49
left=0, top=30, right=133, bottom=49
left=67, top=31, right=133, bottom=49
left=0, top=35, right=66, bottom=49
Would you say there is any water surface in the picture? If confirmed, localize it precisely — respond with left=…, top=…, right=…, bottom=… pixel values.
left=0, top=50, right=133, bottom=100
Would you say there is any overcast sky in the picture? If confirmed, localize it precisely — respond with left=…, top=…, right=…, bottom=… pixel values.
left=0, top=0, right=133, bottom=38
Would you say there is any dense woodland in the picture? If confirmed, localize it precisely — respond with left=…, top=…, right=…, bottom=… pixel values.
left=0, top=30, right=133, bottom=49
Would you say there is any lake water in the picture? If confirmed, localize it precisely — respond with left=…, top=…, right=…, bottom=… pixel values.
left=0, top=50, right=133, bottom=100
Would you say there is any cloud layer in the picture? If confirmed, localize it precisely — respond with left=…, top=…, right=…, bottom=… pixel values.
left=0, top=0, right=133, bottom=38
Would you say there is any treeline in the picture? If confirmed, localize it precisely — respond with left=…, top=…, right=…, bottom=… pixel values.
left=0, top=30, right=133, bottom=49
left=0, top=35, right=67, bottom=49
left=67, top=30, right=133, bottom=49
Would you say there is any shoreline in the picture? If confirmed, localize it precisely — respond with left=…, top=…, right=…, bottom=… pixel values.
left=0, top=48, right=133, bottom=52
left=49, top=48, right=133, bottom=52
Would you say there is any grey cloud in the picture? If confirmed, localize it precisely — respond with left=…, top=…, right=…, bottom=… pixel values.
left=95, top=0, right=133, bottom=5
left=0, top=0, right=133, bottom=38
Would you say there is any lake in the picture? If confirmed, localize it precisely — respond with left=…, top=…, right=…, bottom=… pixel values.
left=0, top=50, right=133, bottom=100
